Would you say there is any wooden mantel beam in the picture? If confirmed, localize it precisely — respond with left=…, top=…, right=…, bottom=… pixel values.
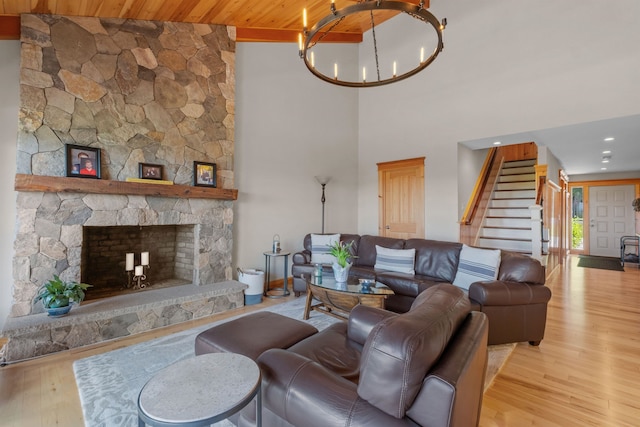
left=15, top=174, right=238, bottom=200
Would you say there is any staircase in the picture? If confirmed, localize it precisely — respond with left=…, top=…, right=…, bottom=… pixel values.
left=477, top=159, right=537, bottom=254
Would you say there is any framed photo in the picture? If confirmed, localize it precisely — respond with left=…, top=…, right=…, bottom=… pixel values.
left=139, top=163, right=163, bottom=180
left=193, top=161, right=217, bottom=187
left=66, top=144, right=101, bottom=179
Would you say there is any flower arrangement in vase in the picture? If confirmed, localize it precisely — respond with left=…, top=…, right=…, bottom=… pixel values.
left=328, top=240, right=356, bottom=282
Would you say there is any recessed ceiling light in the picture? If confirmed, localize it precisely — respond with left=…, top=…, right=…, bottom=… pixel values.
left=493, top=141, right=501, bottom=145
left=602, top=150, right=611, bottom=154
left=604, top=137, right=615, bottom=141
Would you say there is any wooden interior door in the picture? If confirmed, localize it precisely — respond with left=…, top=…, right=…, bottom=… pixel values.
left=377, top=157, right=425, bottom=239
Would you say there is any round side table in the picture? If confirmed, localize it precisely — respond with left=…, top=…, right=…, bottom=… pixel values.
left=137, top=353, right=261, bottom=426
left=263, top=251, right=291, bottom=298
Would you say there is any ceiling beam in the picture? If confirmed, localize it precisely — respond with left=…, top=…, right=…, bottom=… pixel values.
left=0, top=15, right=20, bottom=40
left=236, top=27, right=362, bottom=43
left=0, top=15, right=363, bottom=43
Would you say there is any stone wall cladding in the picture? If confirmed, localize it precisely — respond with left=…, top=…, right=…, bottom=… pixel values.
left=13, top=192, right=233, bottom=316
left=12, top=14, right=237, bottom=318
left=18, top=14, right=236, bottom=188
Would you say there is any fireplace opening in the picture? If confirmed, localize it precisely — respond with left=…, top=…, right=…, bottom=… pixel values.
left=81, top=225, right=195, bottom=301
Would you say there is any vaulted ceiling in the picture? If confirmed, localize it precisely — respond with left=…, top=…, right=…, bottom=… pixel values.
left=0, top=0, right=427, bottom=42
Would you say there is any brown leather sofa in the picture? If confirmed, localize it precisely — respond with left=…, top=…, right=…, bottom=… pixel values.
left=292, top=233, right=551, bottom=346
left=236, top=284, right=489, bottom=427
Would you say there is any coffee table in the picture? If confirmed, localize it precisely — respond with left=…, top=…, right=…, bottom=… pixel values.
left=303, top=275, right=394, bottom=320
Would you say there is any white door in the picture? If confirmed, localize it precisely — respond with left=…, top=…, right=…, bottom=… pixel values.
left=588, top=185, right=636, bottom=257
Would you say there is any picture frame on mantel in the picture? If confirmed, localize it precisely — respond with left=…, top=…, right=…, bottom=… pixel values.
left=139, top=163, right=163, bottom=180
left=66, top=144, right=101, bottom=179
left=193, top=161, right=217, bottom=187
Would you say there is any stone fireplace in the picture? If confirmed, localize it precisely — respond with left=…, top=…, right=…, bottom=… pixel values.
left=1, top=15, right=243, bottom=362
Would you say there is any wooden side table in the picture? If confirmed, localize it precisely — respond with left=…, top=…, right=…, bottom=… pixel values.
left=137, top=353, right=261, bottom=426
left=263, top=251, right=291, bottom=298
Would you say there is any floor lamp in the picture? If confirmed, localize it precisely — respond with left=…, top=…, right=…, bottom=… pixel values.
left=315, top=176, right=331, bottom=234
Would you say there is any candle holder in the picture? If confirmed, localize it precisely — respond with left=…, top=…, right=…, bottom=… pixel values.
left=133, top=265, right=150, bottom=290
left=124, top=265, right=150, bottom=290
left=124, top=270, right=134, bottom=289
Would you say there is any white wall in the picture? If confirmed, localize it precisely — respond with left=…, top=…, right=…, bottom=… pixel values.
left=357, top=0, right=640, bottom=240
left=234, top=43, right=359, bottom=276
left=0, top=41, right=20, bottom=331
left=457, top=146, right=489, bottom=218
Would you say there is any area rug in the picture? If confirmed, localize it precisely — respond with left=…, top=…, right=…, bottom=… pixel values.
left=577, top=255, right=624, bottom=271
left=74, top=298, right=514, bottom=427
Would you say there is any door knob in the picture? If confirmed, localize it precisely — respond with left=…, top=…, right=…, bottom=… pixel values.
left=385, top=225, right=390, bottom=229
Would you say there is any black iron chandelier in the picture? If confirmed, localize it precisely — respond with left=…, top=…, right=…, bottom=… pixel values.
left=298, top=0, right=446, bottom=88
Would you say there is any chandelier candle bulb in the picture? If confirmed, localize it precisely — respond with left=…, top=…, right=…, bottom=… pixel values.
left=334, top=63, right=338, bottom=79
left=298, top=33, right=303, bottom=53
left=125, top=253, right=134, bottom=271
left=420, top=47, right=425, bottom=63
left=363, top=67, right=366, bottom=82
left=141, top=251, right=149, bottom=266
left=303, top=8, right=307, bottom=29
left=393, top=61, right=397, bottom=77
left=311, top=51, right=315, bottom=67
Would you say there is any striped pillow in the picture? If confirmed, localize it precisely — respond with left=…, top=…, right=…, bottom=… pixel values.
left=374, top=245, right=416, bottom=275
left=310, top=234, right=340, bottom=265
left=452, top=244, right=501, bottom=290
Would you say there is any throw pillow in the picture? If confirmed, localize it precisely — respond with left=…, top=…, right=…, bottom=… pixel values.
left=374, top=245, right=416, bottom=275
left=452, top=244, right=501, bottom=290
left=310, top=234, right=340, bottom=264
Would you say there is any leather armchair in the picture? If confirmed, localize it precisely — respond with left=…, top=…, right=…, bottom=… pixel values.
left=236, top=284, right=489, bottom=427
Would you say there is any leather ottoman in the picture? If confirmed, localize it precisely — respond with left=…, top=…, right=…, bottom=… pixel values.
left=194, top=311, right=318, bottom=360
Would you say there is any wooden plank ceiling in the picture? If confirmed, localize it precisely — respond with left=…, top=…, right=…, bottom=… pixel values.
left=0, top=0, right=427, bottom=42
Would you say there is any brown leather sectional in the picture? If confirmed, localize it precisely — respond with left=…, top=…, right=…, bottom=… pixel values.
left=236, top=284, right=489, bottom=427
left=292, top=233, right=551, bottom=345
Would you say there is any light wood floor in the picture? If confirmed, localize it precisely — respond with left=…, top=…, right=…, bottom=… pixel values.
left=1, top=255, right=639, bottom=426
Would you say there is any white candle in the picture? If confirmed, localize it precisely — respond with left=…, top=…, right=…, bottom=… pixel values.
left=420, top=47, right=425, bottom=63
left=334, top=63, right=338, bottom=79
left=126, top=253, right=134, bottom=271
left=298, top=33, right=303, bottom=52
left=135, top=265, right=143, bottom=276
left=303, top=8, right=307, bottom=28
left=311, top=51, right=315, bottom=67
left=393, top=61, right=397, bottom=77
left=363, top=66, right=366, bottom=82
left=141, top=251, right=149, bottom=266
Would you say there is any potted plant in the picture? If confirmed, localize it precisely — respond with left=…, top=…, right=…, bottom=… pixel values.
left=328, top=240, right=356, bottom=282
left=34, top=275, right=91, bottom=317
left=633, top=198, right=640, bottom=212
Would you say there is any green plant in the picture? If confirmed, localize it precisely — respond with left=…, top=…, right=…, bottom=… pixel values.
left=571, top=217, right=584, bottom=249
left=33, top=275, right=91, bottom=308
left=328, top=241, right=356, bottom=268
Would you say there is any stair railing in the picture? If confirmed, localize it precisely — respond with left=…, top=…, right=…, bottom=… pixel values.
left=460, top=147, right=505, bottom=246
left=530, top=174, right=547, bottom=264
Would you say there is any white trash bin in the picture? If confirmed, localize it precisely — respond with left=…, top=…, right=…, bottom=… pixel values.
left=238, top=268, right=264, bottom=305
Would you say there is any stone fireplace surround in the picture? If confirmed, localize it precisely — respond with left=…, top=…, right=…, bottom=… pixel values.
left=2, top=182, right=243, bottom=362
left=1, top=14, right=243, bottom=362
